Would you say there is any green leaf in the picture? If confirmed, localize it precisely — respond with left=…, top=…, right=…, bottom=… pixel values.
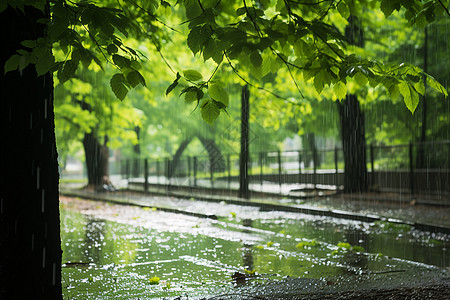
left=314, top=70, right=325, bottom=94
left=185, top=90, right=198, bottom=103
left=21, top=40, right=36, bottom=49
left=337, top=1, right=350, bottom=19
left=0, top=1, right=7, bottom=13
left=110, top=73, right=129, bottom=100
left=334, top=81, right=347, bottom=100
left=250, top=51, right=263, bottom=68
left=183, top=69, right=203, bottom=81
left=201, top=100, right=220, bottom=125
left=208, top=83, right=229, bottom=106
left=399, top=81, right=419, bottom=113
left=236, top=7, right=246, bottom=16
left=203, top=39, right=223, bottom=64
left=112, top=54, right=130, bottom=69
left=107, top=44, right=119, bottom=55
left=258, top=0, right=270, bottom=9
left=426, top=74, right=448, bottom=97
left=35, top=51, right=55, bottom=76
left=166, top=73, right=180, bottom=95
left=354, top=71, right=368, bottom=87
left=126, top=70, right=146, bottom=88
left=187, top=25, right=212, bottom=55
left=380, top=0, right=401, bottom=17
left=388, top=83, right=400, bottom=99
left=4, top=55, right=21, bottom=74
left=58, top=59, right=78, bottom=83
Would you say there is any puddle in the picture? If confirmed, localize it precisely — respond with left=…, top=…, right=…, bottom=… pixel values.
left=60, top=197, right=450, bottom=299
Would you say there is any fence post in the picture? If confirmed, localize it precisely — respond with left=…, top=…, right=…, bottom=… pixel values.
left=144, top=158, right=149, bottom=193
left=259, top=152, right=263, bottom=189
left=210, top=155, right=214, bottom=189
left=193, top=156, right=198, bottom=187
left=409, top=142, right=415, bottom=195
left=165, top=158, right=170, bottom=185
left=334, top=146, right=338, bottom=174
left=334, top=146, right=338, bottom=188
left=298, top=150, right=303, bottom=186
left=278, top=150, right=282, bottom=192
left=156, top=160, right=160, bottom=185
left=126, top=159, right=130, bottom=180
left=187, top=156, right=192, bottom=186
left=313, top=149, right=317, bottom=190
left=227, top=154, right=231, bottom=188
left=370, top=144, right=375, bottom=187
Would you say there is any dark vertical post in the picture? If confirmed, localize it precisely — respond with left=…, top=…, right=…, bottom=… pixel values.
left=278, top=150, right=282, bottom=192
left=313, top=149, right=317, bottom=190
left=156, top=160, right=160, bottom=184
left=144, top=158, right=149, bottom=193
left=126, top=159, right=130, bottom=180
left=370, top=144, right=375, bottom=187
left=187, top=156, right=192, bottom=186
left=417, top=26, right=428, bottom=170
left=193, top=156, right=198, bottom=187
left=165, top=158, right=170, bottom=185
left=210, top=155, right=214, bottom=189
left=334, top=146, right=338, bottom=188
left=409, top=142, right=415, bottom=195
left=239, top=85, right=250, bottom=199
left=334, top=146, right=338, bottom=173
left=298, top=150, right=302, bottom=185
left=259, top=152, right=263, bottom=189
left=227, top=154, right=231, bottom=188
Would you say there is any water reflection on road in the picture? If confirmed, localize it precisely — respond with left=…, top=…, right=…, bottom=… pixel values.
left=60, top=197, right=449, bottom=299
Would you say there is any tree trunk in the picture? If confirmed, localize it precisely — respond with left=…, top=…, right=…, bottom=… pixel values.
left=338, top=15, right=368, bottom=193
left=338, top=94, right=368, bottom=193
left=79, top=101, right=109, bottom=188
left=83, top=131, right=104, bottom=187
left=239, top=85, right=250, bottom=199
left=0, top=6, right=63, bottom=299
left=132, top=126, right=141, bottom=177
left=416, top=26, right=428, bottom=170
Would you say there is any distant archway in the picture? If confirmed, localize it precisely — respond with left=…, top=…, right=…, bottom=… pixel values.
left=169, top=136, right=226, bottom=178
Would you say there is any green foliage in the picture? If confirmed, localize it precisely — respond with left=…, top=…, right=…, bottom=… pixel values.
left=372, top=220, right=412, bottom=232
left=4, top=0, right=449, bottom=123
left=296, top=239, right=318, bottom=249
left=149, top=276, right=160, bottom=285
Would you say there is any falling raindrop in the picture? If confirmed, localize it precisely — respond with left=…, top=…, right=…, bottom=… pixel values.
left=41, top=189, right=45, bottom=213
left=36, top=166, right=40, bottom=189
left=42, top=247, right=46, bottom=269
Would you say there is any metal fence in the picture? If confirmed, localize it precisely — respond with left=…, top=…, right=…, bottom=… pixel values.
left=110, top=140, right=450, bottom=195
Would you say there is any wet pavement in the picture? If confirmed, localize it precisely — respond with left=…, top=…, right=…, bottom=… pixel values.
left=60, top=183, right=450, bottom=299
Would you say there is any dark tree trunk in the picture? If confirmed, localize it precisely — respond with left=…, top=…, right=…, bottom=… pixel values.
left=83, top=131, right=105, bottom=187
left=132, top=126, right=141, bottom=177
left=416, top=26, right=428, bottom=170
left=337, top=15, right=368, bottom=193
left=338, top=94, right=368, bottom=193
left=0, top=6, right=63, bottom=299
left=79, top=101, right=109, bottom=188
left=239, top=85, right=250, bottom=199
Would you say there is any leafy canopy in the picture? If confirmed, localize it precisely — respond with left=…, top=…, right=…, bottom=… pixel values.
left=3, top=0, right=449, bottom=124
